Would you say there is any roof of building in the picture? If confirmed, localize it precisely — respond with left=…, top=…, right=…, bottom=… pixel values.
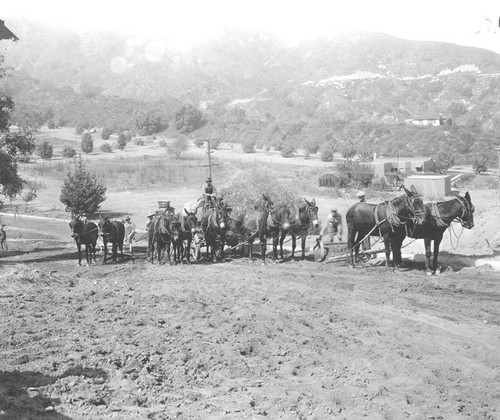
left=0, top=20, right=19, bottom=41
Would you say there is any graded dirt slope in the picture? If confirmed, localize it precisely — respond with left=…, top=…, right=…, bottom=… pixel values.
left=0, top=237, right=499, bottom=420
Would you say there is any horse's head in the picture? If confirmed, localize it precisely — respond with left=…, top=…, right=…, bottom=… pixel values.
left=98, top=217, right=112, bottom=238
left=458, top=191, right=475, bottom=229
left=262, top=194, right=274, bottom=211
left=69, top=217, right=84, bottom=238
left=183, top=209, right=198, bottom=233
left=303, top=198, right=319, bottom=228
left=403, top=186, right=426, bottom=225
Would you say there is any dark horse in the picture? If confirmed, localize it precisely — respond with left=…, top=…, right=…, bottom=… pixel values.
left=346, top=186, right=426, bottom=269
left=171, top=210, right=198, bottom=264
left=150, top=212, right=173, bottom=264
left=280, top=198, right=319, bottom=260
left=69, top=217, right=99, bottom=266
left=392, top=192, right=475, bottom=275
left=201, top=199, right=232, bottom=262
left=229, top=194, right=290, bottom=262
left=98, top=217, right=125, bottom=263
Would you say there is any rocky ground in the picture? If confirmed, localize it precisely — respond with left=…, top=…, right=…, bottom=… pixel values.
left=1, top=229, right=499, bottom=419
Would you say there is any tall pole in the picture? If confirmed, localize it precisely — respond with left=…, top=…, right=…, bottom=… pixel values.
left=207, top=139, right=212, bottom=180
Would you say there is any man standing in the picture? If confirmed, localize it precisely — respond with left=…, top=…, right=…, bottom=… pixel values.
left=0, top=224, right=7, bottom=250
left=322, top=209, right=343, bottom=243
left=124, top=216, right=136, bottom=255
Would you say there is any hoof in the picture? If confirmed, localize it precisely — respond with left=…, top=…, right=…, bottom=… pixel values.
left=426, top=270, right=433, bottom=276
left=435, top=269, right=441, bottom=276
left=77, top=263, right=81, bottom=267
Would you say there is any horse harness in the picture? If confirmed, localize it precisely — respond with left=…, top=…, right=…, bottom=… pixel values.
left=429, top=196, right=473, bottom=229
left=374, top=194, right=423, bottom=235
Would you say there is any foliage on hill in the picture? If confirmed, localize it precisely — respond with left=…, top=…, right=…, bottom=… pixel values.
left=3, top=19, right=500, bottom=168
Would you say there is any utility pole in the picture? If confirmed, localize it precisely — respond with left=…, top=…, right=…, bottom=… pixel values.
left=202, top=138, right=219, bottom=181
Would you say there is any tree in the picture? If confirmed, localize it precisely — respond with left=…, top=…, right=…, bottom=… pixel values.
left=60, top=156, right=106, bottom=216
left=101, top=127, right=112, bottom=140
left=174, top=104, right=204, bottom=133
left=167, top=136, right=188, bottom=159
left=0, top=94, right=36, bottom=203
left=37, top=141, right=54, bottom=160
left=433, top=150, right=455, bottom=174
left=21, top=181, right=38, bottom=212
left=471, top=153, right=488, bottom=174
left=81, top=132, right=93, bottom=153
left=117, top=133, right=127, bottom=150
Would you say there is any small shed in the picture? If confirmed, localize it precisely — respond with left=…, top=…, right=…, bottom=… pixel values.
left=405, top=175, right=451, bottom=199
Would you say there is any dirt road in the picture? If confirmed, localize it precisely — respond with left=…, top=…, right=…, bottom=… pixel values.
left=1, top=235, right=499, bottom=420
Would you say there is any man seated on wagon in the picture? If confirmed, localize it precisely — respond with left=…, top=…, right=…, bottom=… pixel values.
left=201, top=178, right=217, bottom=209
left=163, top=201, right=175, bottom=217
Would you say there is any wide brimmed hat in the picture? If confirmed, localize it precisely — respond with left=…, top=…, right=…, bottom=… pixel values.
left=148, top=213, right=155, bottom=218
left=357, top=191, right=366, bottom=197
left=125, top=216, right=131, bottom=221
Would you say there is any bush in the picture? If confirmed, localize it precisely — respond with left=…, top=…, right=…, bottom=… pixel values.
left=17, top=154, right=31, bottom=163
left=62, top=146, right=76, bottom=158
left=319, top=143, right=334, bottom=162
left=194, top=138, right=204, bottom=148
left=174, top=104, right=204, bottom=133
left=101, top=127, right=112, bottom=140
left=281, top=142, right=296, bottom=158
left=158, top=139, right=167, bottom=147
left=242, top=137, right=256, bottom=153
left=37, top=141, right=54, bottom=160
left=336, top=161, right=375, bottom=188
left=100, top=143, right=113, bottom=153
left=167, top=137, right=188, bottom=159
left=47, top=119, right=56, bottom=129
left=81, top=132, right=93, bottom=154
left=117, top=133, right=127, bottom=150
left=134, top=138, right=145, bottom=146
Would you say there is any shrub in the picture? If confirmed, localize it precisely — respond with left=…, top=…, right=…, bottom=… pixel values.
left=167, top=137, right=188, bottom=159
left=62, top=146, right=76, bottom=158
left=81, top=132, right=93, bottom=154
left=117, top=133, right=127, bottom=150
left=17, top=154, right=31, bottom=163
left=281, top=142, right=296, bottom=158
left=336, top=161, right=375, bottom=188
left=47, top=119, right=56, bottom=129
left=158, top=139, right=167, bottom=147
left=194, top=138, right=204, bottom=148
left=101, top=127, right=112, bottom=140
left=100, top=143, right=113, bottom=153
left=134, top=138, right=145, bottom=146
left=242, top=137, right=256, bottom=153
left=37, top=141, right=54, bottom=160
left=174, top=104, right=204, bottom=133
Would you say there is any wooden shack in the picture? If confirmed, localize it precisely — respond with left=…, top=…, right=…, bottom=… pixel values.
left=404, top=175, right=451, bottom=199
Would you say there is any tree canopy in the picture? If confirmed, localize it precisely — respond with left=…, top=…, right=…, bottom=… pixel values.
left=59, top=156, right=106, bottom=216
left=0, top=93, right=36, bottom=203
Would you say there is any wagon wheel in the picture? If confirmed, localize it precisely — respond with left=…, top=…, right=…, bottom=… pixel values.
left=359, top=252, right=372, bottom=263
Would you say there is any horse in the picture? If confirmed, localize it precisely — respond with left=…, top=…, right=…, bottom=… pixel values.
left=69, top=217, right=99, bottom=266
left=200, top=199, right=232, bottom=262
left=152, top=212, right=173, bottom=265
left=279, top=198, right=319, bottom=260
left=98, top=217, right=125, bottom=263
left=346, top=185, right=426, bottom=270
left=392, top=192, right=475, bottom=275
left=0, top=225, right=7, bottom=251
left=228, top=194, right=283, bottom=261
left=178, top=210, right=198, bottom=263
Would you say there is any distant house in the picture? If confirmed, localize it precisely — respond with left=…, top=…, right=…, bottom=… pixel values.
left=408, top=115, right=452, bottom=126
left=370, top=157, right=435, bottom=178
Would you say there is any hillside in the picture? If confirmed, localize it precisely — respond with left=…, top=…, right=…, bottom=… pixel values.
left=1, top=18, right=500, bottom=165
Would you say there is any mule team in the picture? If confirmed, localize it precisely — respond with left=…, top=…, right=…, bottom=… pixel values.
left=68, top=187, right=475, bottom=275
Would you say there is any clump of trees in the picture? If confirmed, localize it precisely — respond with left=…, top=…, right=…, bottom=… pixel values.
left=60, top=156, right=106, bottom=215
left=174, top=104, right=204, bottom=133
left=167, top=136, right=188, bottom=159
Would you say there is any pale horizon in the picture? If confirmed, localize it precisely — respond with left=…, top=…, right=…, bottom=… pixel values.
left=3, top=0, right=500, bottom=53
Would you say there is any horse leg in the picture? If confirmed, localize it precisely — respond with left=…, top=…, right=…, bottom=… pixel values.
left=272, top=233, right=279, bottom=261
left=260, top=233, right=267, bottom=262
left=291, top=235, right=296, bottom=259
left=433, top=234, right=444, bottom=275
left=301, top=235, right=306, bottom=260
left=392, top=232, right=404, bottom=269
left=85, top=244, right=90, bottom=266
left=383, top=235, right=393, bottom=271
left=424, top=237, right=433, bottom=275
left=279, top=231, right=286, bottom=259
left=77, top=242, right=82, bottom=267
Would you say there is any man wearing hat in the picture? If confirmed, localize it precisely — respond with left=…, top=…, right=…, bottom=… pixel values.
left=322, top=208, right=343, bottom=243
left=0, top=224, right=7, bottom=251
left=124, top=216, right=136, bottom=255
left=202, top=177, right=217, bottom=208
left=357, top=191, right=366, bottom=202
left=145, top=212, right=156, bottom=230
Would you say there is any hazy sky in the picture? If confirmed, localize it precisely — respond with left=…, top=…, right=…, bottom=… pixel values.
left=3, top=0, right=500, bottom=53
